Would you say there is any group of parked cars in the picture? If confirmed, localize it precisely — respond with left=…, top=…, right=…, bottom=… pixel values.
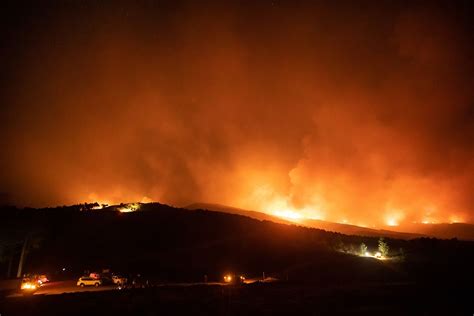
left=18, top=271, right=149, bottom=295
left=20, top=274, right=50, bottom=293
left=76, top=273, right=127, bottom=287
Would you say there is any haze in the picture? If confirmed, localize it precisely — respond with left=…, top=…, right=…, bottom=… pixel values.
left=1, top=0, right=473, bottom=228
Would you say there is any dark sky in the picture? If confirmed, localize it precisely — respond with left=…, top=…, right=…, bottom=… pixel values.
left=1, top=0, right=473, bottom=227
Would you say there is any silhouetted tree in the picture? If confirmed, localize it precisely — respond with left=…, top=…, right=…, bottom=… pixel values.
left=0, top=237, right=24, bottom=278
left=398, top=247, right=405, bottom=262
left=378, top=238, right=389, bottom=257
left=360, top=243, right=368, bottom=255
left=17, top=231, right=45, bottom=278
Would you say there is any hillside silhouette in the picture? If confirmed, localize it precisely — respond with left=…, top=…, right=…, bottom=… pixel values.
left=187, top=203, right=422, bottom=239
left=0, top=203, right=473, bottom=286
left=187, top=202, right=474, bottom=240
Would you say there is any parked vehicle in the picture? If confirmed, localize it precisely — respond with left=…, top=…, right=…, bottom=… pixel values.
left=112, top=275, right=127, bottom=285
left=36, top=274, right=49, bottom=284
left=223, top=274, right=245, bottom=284
left=77, top=276, right=102, bottom=287
left=20, top=278, right=39, bottom=294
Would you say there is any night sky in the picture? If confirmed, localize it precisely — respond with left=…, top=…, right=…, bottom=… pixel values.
left=1, top=0, right=473, bottom=228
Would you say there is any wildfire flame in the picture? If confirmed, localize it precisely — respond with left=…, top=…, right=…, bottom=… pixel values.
left=117, top=203, right=140, bottom=213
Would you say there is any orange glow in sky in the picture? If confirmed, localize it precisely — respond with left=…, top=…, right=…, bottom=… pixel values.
left=1, top=1, right=472, bottom=231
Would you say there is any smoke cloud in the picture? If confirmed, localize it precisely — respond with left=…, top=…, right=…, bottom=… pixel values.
left=1, top=1, right=473, bottom=227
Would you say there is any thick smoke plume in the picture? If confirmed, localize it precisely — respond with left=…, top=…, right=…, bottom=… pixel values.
left=1, top=1, right=473, bottom=227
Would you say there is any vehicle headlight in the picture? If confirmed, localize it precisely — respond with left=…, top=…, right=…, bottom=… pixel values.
left=21, top=283, right=37, bottom=290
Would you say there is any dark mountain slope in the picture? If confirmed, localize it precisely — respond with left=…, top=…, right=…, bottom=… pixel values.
left=186, top=203, right=421, bottom=239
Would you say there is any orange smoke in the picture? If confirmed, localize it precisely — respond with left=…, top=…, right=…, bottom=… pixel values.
left=1, top=1, right=473, bottom=229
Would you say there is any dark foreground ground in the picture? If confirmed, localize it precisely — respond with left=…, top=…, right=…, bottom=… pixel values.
left=1, top=205, right=473, bottom=315
left=1, top=281, right=472, bottom=316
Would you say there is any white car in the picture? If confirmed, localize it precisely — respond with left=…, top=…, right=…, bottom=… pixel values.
left=112, top=275, right=127, bottom=285
left=77, top=277, right=102, bottom=287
